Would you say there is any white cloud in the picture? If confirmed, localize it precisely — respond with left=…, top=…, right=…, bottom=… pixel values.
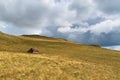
left=103, top=45, right=120, bottom=51
left=0, top=0, right=120, bottom=49
left=90, top=19, right=120, bottom=34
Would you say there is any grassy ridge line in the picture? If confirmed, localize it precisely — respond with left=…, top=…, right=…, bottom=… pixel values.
left=0, top=32, right=120, bottom=66
left=0, top=32, right=75, bottom=52
left=0, top=52, right=118, bottom=80
left=0, top=32, right=120, bottom=67
left=21, top=36, right=73, bottom=43
left=0, top=32, right=120, bottom=80
left=0, top=32, right=70, bottom=43
left=22, top=35, right=68, bottom=41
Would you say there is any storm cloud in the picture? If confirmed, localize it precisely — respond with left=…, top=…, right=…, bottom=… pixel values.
left=0, top=0, right=120, bottom=47
left=95, top=0, right=120, bottom=14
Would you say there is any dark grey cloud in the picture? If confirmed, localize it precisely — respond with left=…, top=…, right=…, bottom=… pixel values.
left=0, top=0, right=120, bottom=48
left=94, top=0, right=120, bottom=14
left=86, top=17, right=105, bottom=25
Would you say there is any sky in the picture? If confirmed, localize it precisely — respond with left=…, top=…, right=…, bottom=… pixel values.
left=0, top=0, right=120, bottom=50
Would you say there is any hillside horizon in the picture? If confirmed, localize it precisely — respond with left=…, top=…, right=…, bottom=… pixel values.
left=0, top=31, right=120, bottom=80
left=0, top=0, right=120, bottom=79
left=1, top=31, right=119, bottom=51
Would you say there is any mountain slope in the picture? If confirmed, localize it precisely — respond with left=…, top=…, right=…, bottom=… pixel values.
left=0, top=32, right=120, bottom=80
left=0, top=52, right=119, bottom=80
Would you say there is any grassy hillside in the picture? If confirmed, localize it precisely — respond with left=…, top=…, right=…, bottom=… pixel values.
left=0, top=32, right=120, bottom=80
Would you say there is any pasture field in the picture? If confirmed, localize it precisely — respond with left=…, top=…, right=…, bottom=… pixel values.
left=0, top=32, right=120, bottom=80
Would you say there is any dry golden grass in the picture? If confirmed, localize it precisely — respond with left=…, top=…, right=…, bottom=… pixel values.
left=0, top=52, right=119, bottom=80
left=0, top=32, right=120, bottom=80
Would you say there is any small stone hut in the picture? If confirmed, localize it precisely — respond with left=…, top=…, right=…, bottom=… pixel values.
left=27, top=48, right=39, bottom=53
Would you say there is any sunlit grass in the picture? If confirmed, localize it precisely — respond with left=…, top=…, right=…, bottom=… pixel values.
left=0, top=32, right=120, bottom=80
left=0, top=52, right=119, bottom=80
